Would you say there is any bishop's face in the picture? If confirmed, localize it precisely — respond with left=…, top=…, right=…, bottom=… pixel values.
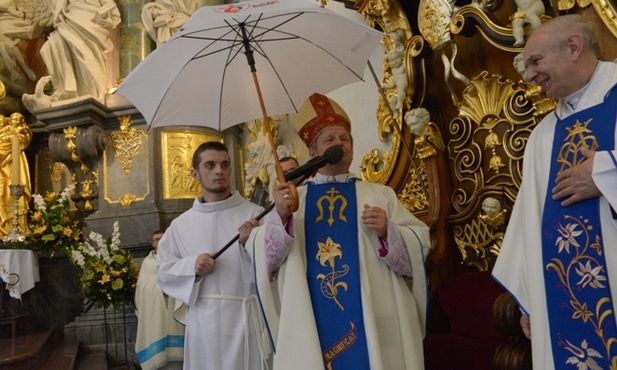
left=310, top=125, right=353, bottom=176
left=191, top=149, right=231, bottom=200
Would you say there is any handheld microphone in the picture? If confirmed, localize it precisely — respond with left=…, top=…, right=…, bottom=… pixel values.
left=284, top=145, right=344, bottom=182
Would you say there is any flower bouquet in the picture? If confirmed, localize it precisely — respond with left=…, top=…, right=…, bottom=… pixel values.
left=25, top=184, right=84, bottom=257
left=69, top=221, right=138, bottom=312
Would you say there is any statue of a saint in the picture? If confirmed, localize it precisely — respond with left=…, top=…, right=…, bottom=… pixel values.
left=141, top=0, right=204, bottom=47
left=0, top=112, right=32, bottom=237
left=40, top=0, right=121, bottom=103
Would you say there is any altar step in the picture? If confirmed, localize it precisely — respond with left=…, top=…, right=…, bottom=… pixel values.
left=0, top=329, right=111, bottom=370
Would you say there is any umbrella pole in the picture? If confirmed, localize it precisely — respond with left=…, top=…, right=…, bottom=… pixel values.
left=367, top=60, right=429, bottom=197
left=250, top=71, right=299, bottom=212
left=239, top=22, right=297, bottom=211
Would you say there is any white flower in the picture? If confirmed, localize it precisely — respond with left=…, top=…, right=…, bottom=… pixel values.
left=71, top=249, right=86, bottom=268
left=110, top=221, right=121, bottom=251
left=32, top=194, right=46, bottom=212
left=60, top=184, right=75, bottom=202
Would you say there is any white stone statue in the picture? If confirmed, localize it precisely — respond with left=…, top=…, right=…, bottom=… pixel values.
left=404, top=107, right=430, bottom=137
left=511, top=0, right=545, bottom=47
left=383, top=43, right=407, bottom=117
left=0, top=0, right=48, bottom=82
left=141, top=0, right=203, bottom=47
left=244, top=128, right=295, bottom=203
left=382, top=26, right=407, bottom=118
left=40, top=0, right=121, bottom=103
left=481, top=197, right=501, bottom=217
left=22, top=75, right=52, bottom=111
left=513, top=52, right=526, bottom=79
left=479, top=196, right=507, bottom=229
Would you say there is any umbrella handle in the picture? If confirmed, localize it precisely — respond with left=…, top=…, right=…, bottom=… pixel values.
left=271, top=138, right=299, bottom=212
left=286, top=182, right=299, bottom=212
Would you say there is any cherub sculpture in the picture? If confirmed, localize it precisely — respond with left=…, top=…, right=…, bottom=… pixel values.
left=511, top=0, right=545, bottom=47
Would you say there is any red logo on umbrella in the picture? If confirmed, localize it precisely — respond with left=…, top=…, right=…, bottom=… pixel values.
left=214, top=0, right=281, bottom=13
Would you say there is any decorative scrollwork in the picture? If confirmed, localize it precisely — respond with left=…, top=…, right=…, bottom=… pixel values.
left=357, top=0, right=415, bottom=186
left=448, top=72, right=547, bottom=269
left=397, top=160, right=430, bottom=212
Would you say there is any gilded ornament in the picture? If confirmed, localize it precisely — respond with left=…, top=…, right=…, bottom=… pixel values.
left=161, top=130, right=222, bottom=199
left=592, top=0, right=617, bottom=40
left=80, top=179, right=94, bottom=211
left=63, top=126, right=90, bottom=174
left=358, top=0, right=410, bottom=186
left=418, top=0, right=470, bottom=105
left=397, top=161, right=429, bottom=212
left=110, top=116, right=144, bottom=175
left=449, top=73, right=547, bottom=269
left=557, top=0, right=591, bottom=10
left=459, top=72, right=515, bottom=123
left=119, top=193, right=137, bottom=207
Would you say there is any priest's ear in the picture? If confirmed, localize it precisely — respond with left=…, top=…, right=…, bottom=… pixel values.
left=566, top=34, right=584, bottom=61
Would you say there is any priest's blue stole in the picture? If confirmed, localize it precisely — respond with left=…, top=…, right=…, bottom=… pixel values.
left=305, top=180, right=370, bottom=369
left=542, top=85, right=617, bottom=368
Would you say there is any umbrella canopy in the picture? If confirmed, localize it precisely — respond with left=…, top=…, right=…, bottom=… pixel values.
left=116, top=0, right=383, bottom=130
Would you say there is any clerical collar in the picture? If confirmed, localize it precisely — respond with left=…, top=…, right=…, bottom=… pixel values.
left=200, top=192, right=233, bottom=203
left=311, top=172, right=356, bottom=184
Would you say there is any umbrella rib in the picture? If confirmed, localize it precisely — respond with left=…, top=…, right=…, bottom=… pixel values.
left=244, top=11, right=366, bottom=81
left=181, top=26, right=245, bottom=61
left=161, top=8, right=371, bottom=126
left=241, top=11, right=367, bottom=113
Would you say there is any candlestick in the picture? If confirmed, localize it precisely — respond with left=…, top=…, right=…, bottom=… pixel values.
left=11, top=135, right=20, bottom=185
left=4, top=184, right=25, bottom=242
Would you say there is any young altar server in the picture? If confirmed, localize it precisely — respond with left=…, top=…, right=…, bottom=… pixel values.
left=157, top=141, right=271, bottom=369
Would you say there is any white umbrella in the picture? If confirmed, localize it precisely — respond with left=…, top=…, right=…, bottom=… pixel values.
left=116, top=0, right=383, bottom=131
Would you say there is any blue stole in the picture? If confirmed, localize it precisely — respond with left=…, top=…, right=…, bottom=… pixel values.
left=305, top=180, right=370, bottom=369
left=542, top=85, right=617, bottom=368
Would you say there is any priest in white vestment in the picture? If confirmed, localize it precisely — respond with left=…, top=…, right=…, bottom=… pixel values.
left=157, top=141, right=271, bottom=370
left=493, top=15, right=617, bottom=369
left=248, top=93, right=430, bottom=370
left=135, top=230, right=184, bottom=370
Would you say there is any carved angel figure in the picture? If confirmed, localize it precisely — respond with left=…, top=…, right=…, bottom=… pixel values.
left=405, top=107, right=445, bottom=159
left=479, top=197, right=507, bottom=229
left=382, top=26, right=407, bottom=118
left=404, top=107, right=430, bottom=136
left=511, top=0, right=545, bottom=47
left=513, top=52, right=526, bottom=78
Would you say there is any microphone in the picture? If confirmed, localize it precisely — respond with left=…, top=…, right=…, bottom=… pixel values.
left=284, top=145, right=344, bottom=182
left=213, top=146, right=343, bottom=260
